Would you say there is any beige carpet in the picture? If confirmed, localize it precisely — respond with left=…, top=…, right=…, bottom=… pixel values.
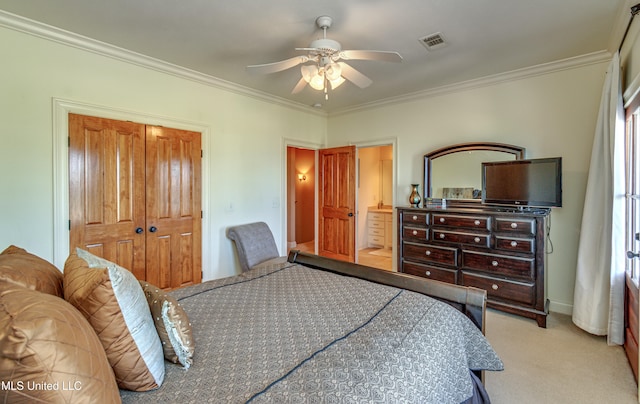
left=484, top=310, right=638, bottom=403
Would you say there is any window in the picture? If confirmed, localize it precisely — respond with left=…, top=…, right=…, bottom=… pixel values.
left=625, top=96, right=640, bottom=286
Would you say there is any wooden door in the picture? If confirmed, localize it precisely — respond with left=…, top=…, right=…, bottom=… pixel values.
left=145, top=126, right=202, bottom=289
left=318, top=145, right=356, bottom=262
left=69, top=114, right=202, bottom=288
left=69, top=114, right=147, bottom=279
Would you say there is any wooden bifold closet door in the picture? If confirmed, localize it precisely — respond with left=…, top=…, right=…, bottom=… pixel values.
left=69, top=113, right=202, bottom=289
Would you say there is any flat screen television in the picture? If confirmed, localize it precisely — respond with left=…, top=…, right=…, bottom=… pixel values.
left=481, top=157, right=562, bottom=208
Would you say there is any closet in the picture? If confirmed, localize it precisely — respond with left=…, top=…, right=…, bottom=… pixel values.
left=68, top=114, right=202, bottom=290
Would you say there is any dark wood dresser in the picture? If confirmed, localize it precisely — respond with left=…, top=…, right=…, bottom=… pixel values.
left=397, top=206, right=550, bottom=327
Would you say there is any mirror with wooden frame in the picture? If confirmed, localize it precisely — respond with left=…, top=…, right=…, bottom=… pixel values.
left=424, top=142, right=525, bottom=205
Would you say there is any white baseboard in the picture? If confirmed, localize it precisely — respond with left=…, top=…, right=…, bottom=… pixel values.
left=549, top=300, right=573, bottom=316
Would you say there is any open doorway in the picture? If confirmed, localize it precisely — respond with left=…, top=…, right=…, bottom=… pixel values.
left=356, top=145, right=393, bottom=271
left=286, top=146, right=315, bottom=253
left=285, top=143, right=394, bottom=271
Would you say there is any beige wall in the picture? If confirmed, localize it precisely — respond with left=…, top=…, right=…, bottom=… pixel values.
left=0, top=25, right=326, bottom=280
left=0, top=18, right=613, bottom=314
left=327, top=61, right=609, bottom=314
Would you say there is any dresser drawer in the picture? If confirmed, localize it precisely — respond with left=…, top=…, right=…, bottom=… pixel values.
left=495, top=235, right=535, bottom=253
left=403, top=242, right=458, bottom=267
left=431, top=229, right=490, bottom=247
left=461, top=271, right=535, bottom=306
left=369, top=212, right=387, bottom=221
left=403, top=261, right=457, bottom=284
left=431, top=213, right=490, bottom=230
left=369, top=227, right=384, bottom=237
left=368, top=235, right=384, bottom=246
left=369, top=220, right=385, bottom=229
left=403, top=212, right=429, bottom=226
left=403, top=226, right=428, bottom=241
left=495, top=217, right=536, bottom=235
left=462, top=250, right=534, bottom=279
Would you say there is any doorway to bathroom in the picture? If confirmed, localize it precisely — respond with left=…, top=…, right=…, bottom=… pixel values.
left=356, top=145, right=393, bottom=271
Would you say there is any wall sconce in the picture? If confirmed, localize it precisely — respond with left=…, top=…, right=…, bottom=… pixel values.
left=298, top=173, right=307, bottom=182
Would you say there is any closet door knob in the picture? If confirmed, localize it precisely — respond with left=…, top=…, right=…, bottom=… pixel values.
left=149, top=226, right=157, bottom=233
left=135, top=227, right=144, bottom=234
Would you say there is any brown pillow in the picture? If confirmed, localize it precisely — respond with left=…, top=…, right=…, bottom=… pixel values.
left=0, top=245, right=63, bottom=297
left=0, top=282, right=120, bottom=403
left=140, top=281, right=195, bottom=368
left=63, top=249, right=164, bottom=391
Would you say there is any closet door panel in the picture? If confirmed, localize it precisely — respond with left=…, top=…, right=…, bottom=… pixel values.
left=145, top=126, right=202, bottom=289
left=69, top=114, right=146, bottom=280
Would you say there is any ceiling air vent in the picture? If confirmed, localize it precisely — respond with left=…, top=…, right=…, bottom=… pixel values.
left=419, top=32, right=447, bottom=51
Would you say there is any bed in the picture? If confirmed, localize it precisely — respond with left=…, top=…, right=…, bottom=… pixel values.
left=120, top=251, right=503, bottom=403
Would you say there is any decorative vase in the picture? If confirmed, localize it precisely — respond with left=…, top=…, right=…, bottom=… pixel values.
left=409, top=184, right=421, bottom=207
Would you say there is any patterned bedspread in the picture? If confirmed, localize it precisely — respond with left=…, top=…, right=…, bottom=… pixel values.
left=121, top=261, right=503, bottom=403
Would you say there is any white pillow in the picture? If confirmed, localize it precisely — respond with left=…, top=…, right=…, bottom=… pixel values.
left=66, top=249, right=165, bottom=390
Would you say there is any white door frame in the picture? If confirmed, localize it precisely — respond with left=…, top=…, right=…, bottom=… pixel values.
left=52, top=98, right=212, bottom=275
left=281, top=136, right=397, bottom=269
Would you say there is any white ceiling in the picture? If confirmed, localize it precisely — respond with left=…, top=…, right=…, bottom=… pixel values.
left=0, top=0, right=629, bottom=113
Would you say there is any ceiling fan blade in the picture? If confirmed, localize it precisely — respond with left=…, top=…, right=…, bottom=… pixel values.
left=338, top=62, right=372, bottom=88
left=291, top=77, right=308, bottom=94
left=246, top=56, right=309, bottom=75
left=338, top=50, right=403, bottom=63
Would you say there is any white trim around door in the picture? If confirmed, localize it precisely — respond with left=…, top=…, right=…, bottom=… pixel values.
left=52, top=98, right=212, bottom=277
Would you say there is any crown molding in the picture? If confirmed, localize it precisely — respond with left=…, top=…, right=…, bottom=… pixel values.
left=0, top=10, right=611, bottom=119
left=330, top=50, right=612, bottom=116
left=0, top=10, right=326, bottom=117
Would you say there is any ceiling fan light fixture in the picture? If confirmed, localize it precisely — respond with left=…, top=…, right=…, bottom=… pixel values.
left=301, top=64, right=318, bottom=83
left=309, top=72, right=325, bottom=90
left=329, top=76, right=345, bottom=90
left=324, top=62, right=342, bottom=81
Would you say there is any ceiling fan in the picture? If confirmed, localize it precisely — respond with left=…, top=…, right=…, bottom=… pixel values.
left=246, top=15, right=403, bottom=99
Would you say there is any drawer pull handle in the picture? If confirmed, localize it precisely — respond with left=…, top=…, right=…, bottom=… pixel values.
left=440, top=218, right=445, bottom=223
left=510, top=241, right=518, bottom=247
left=425, top=250, right=431, bottom=256
left=474, top=220, right=480, bottom=225
left=425, top=270, right=431, bottom=276
left=474, top=237, right=480, bottom=243
left=412, top=230, right=418, bottom=236
left=412, top=215, right=418, bottom=220
left=492, top=260, right=499, bottom=267
left=439, top=233, right=445, bottom=239
left=492, top=284, right=499, bottom=290
left=511, top=222, right=518, bottom=229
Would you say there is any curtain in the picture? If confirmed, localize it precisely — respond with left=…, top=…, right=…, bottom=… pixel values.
left=573, top=52, right=625, bottom=345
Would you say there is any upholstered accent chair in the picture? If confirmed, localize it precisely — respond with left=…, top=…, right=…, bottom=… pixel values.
left=226, top=222, right=285, bottom=272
